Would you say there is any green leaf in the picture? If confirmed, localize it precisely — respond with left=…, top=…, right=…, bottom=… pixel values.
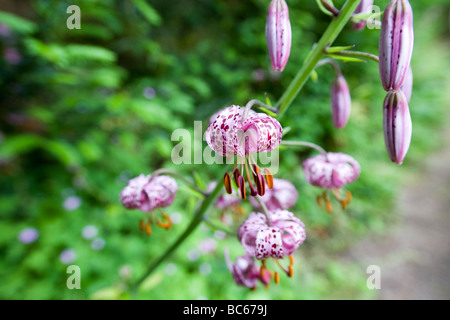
left=42, top=140, right=81, bottom=167
left=132, top=0, right=162, bottom=26
left=0, top=11, right=37, bottom=34
left=326, top=54, right=366, bottom=63
left=325, top=45, right=355, bottom=53
left=0, top=134, right=44, bottom=159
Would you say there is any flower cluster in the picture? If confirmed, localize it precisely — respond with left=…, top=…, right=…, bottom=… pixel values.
left=116, top=0, right=418, bottom=292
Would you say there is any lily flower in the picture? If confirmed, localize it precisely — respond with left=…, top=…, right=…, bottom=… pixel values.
left=206, top=105, right=283, bottom=199
left=120, top=174, right=178, bottom=235
left=302, top=152, right=360, bottom=212
left=238, top=210, right=306, bottom=285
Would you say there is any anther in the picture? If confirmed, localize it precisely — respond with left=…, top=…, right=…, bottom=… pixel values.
left=316, top=195, right=323, bottom=207
left=145, top=223, right=152, bottom=236
left=256, top=172, right=266, bottom=196
left=341, top=200, right=348, bottom=210
left=288, top=265, right=294, bottom=278
left=238, top=175, right=246, bottom=199
left=274, top=271, right=280, bottom=285
left=325, top=200, right=332, bottom=213
left=224, top=172, right=232, bottom=194
left=346, top=190, right=352, bottom=204
left=264, top=168, right=274, bottom=189
left=156, top=213, right=172, bottom=229
left=139, top=219, right=145, bottom=231
left=233, top=168, right=241, bottom=187
left=252, top=164, right=260, bottom=175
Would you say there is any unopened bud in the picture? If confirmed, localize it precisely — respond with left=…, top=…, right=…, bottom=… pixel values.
left=266, top=0, right=292, bottom=72
left=330, top=75, right=351, bottom=129
left=383, top=90, right=412, bottom=164
left=379, top=0, right=414, bottom=91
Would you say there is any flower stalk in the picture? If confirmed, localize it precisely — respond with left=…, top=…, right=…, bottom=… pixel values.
left=276, top=0, right=362, bottom=119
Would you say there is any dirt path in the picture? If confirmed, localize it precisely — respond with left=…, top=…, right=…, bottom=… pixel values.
left=342, top=123, right=450, bottom=299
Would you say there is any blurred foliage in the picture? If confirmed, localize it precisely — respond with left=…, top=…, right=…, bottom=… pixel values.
left=0, top=0, right=449, bottom=300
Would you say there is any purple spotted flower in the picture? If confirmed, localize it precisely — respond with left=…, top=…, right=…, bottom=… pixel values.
left=120, top=174, right=177, bottom=212
left=379, top=0, right=414, bottom=91
left=352, top=0, right=374, bottom=31
left=265, top=0, right=292, bottom=72
left=206, top=105, right=282, bottom=199
left=238, top=211, right=306, bottom=260
left=250, top=178, right=298, bottom=211
left=302, top=152, right=360, bottom=212
left=206, top=105, right=282, bottom=158
left=383, top=90, right=412, bottom=165
left=224, top=249, right=271, bottom=289
left=330, top=75, right=351, bottom=129
left=120, top=173, right=177, bottom=235
left=237, top=210, right=305, bottom=284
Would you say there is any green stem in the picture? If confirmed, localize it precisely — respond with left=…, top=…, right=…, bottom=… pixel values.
left=130, top=174, right=226, bottom=294
left=276, top=0, right=362, bottom=119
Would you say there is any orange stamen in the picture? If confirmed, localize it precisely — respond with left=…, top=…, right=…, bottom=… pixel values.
left=346, top=190, right=352, bottom=204
left=224, top=172, right=232, bottom=194
left=274, top=271, right=280, bottom=284
left=316, top=195, right=323, bottom=207
left=325, top=200, right=332, bottom=213
left=145, top=223, right=152, bottom=236
left=264, top=168, right=274, bottom=189
left=139, top=219, right=145, bottom=231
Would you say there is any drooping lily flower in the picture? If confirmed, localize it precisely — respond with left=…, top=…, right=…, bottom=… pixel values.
left=330, top=75, right=351, bottom=129
left=352, top=0, right=374, bottom=31
left=249, top=178, right=298, bottom=211
left=120, top=174, right=178, bottom=235
left=302, top=152, right=360, bottom=212
left=224, top=249, right=271, bottom=289
left=379, top=0, right=414, bottom=91
left=205, top=105, right=283, bottom=199
left=383, top=90, right=412, bottom=165
left=238, top=210, right=306, bottom=285
left=266, top=0, right=292, bottom=72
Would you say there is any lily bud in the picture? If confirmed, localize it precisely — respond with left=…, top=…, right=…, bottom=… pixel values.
left=266, top=0, right=291, bottom=72
left=330, top=75, right=351, bottom=129
left=400, top=66, right=413, bottom=102
left=383, top=90, right=412, bottom=165
left=379, top=0, right=414, bottom=91
left=352, top=0, right=374, bottom=31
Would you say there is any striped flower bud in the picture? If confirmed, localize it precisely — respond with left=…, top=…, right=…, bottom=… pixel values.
left=330, top=75, right=351, bottom=129
left=265, top=0, right=291, bottom=72
left=383, top=90, right=412, bottom=165
left=379, top=0, right=414, bottom=91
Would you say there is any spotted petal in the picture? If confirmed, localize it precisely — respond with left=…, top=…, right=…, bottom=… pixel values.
left=255, top=226, right=284, bottom=259
left=120, top=174, right=149, bottom=209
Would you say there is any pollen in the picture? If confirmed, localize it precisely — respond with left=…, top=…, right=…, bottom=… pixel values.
left=274, top=271, right=280, bottom=285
